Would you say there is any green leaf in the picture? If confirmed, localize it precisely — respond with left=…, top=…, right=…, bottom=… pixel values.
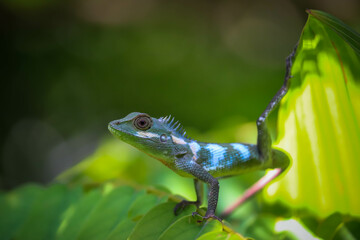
left=335, top=219, right=360, bottom=240
left=0, top=184, right=43, bottom=240
left=265, top=9, right=360, bottom=218
left=306, top=9, right=360, bottom=56
left=316, top=212, right=343, bottom=240
left=128, top=202, right=196, bottom=240
left=56, top=189, right=102, bottom=240
left=158, top=216, right=223, bottom=240
left=196, top=231, right=244, bottom=240
left=15, top=184, right=82, bottom=240
left=127, top=191, right=163, bottom=220
left=107, top=218, right=137, bottom=240
left=77, top=185, right=135, bottom=240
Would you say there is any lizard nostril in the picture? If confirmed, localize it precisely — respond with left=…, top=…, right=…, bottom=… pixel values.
left=115, top=121, right=121, bottom=125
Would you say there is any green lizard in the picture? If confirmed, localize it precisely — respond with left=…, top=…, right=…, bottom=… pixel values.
left=108, top=45, right=297, bottom=221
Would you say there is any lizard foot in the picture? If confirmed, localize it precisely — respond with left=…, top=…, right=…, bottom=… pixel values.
left=174, top=200, right=200, bottom=216
left=192, top=212, right=223, bottom=223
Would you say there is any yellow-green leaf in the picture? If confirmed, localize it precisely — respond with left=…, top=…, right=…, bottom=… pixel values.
left=265, top=10, right=360, bottom=218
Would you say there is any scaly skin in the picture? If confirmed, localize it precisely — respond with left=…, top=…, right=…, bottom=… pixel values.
left=108, top=44, right=297, bottom=221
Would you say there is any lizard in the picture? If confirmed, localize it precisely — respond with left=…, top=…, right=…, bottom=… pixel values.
left=108, top=44, right=297, bottom=222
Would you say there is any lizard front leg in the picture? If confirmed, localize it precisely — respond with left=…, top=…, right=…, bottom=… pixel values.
left=175, top=158, right=222, bottom=222
left=174, top=179, right=203, bottom=215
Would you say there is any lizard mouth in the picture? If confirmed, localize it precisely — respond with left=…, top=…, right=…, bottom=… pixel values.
left=108, top=121, right=135, bottom=142
left=108, top=124, right=119, bottom=137
left=108, top=121, right=126, bottom=138
left=108, top=123, right=116, bottom=133
left=108, top=121, right=117, bottom=131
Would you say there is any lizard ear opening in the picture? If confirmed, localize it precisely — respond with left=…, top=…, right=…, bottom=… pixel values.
left=133, top=114, right=153, bottom=130
left=160, top=134, right=168, bottom=143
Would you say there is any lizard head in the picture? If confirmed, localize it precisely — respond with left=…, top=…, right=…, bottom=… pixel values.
left=108, top=112, right=190, bottom=164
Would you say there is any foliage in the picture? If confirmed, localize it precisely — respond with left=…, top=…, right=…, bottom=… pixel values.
left=266, top=9, right=360, bottom=218
left=0, top=182, right=246, bottom=240
left=1, top=9, right=360, bottom=240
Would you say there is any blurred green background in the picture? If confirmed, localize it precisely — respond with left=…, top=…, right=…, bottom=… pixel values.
left=1, top=0, right=359, bottom=191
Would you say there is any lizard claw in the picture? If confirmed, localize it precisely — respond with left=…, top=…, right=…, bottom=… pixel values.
left=192, top=211, right=223, bottom=223
left=203, top=213, right=223, bottom=222
left=174, top=200, right=200, bottom=215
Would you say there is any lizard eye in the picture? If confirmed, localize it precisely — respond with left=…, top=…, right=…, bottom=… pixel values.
left=133, top=114, right=152, bottom=130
